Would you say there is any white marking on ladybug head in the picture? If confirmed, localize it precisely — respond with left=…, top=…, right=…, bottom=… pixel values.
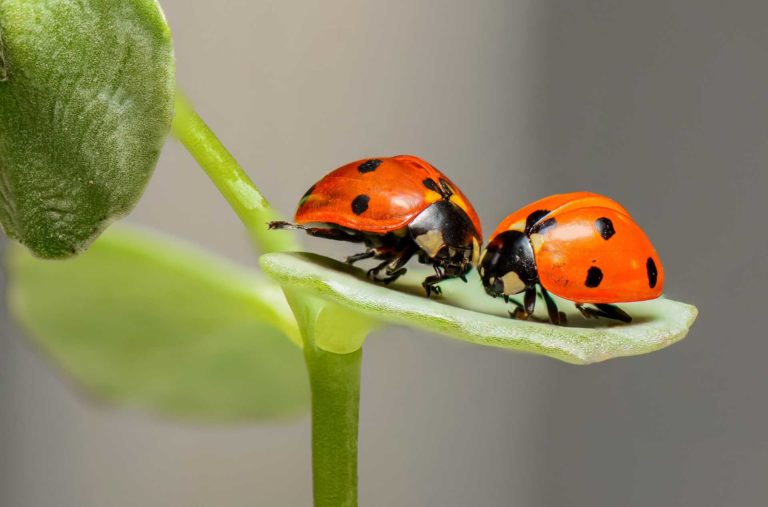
left=471, top=237, right=480, bottom=265
left=500, top=271, right=526, bottom=295
left=414, top=229, right=444, bottom=258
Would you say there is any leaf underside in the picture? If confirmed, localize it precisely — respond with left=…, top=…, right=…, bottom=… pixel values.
left=260, top=252, right=698, bottom=365
left=8, top=226, right=309, bottom=421
left=0, top=0, right=175, bottom=258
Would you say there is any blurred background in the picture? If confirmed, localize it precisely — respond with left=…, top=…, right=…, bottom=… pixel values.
left=1, top=0, right=767, bottom=505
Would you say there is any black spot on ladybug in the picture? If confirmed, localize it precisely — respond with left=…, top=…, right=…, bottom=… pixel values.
left=357, top=159, right=382, bottom=173
left=299, top=184, right=316, bottom=205
left=301, top=184, right=315, bottom=199
left=525, top=209, right=550, bottom=234
left=585, top=266, right=603, bottom=288
left=595, top=217, right=615, bottom=240
left=422, top=178, right=440, bottom=192
left=531, top=217, right=557, bottom=234
left=646, top=257, right=658, bottom=288
left=351, top=194, right=370, bottom=215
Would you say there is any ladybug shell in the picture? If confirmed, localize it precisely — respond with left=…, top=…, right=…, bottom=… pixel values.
left=295, top=155, right=483, bottom=240
left=488, top=191, right=631, bottom=239
left=490, top=192, right=664, bottom=303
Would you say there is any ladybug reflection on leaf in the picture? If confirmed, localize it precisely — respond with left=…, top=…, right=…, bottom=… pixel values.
left=269, top=155, right=483, bottom=296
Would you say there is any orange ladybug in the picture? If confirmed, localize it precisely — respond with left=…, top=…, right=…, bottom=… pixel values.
left=479, top=192, right=664, bottom=324
left=269, top=155, right=482, bottom=295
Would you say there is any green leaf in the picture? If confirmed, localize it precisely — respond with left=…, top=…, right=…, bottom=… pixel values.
left=0, top=0, right=175, bottom=258
left=7, top=226, right=309, bottom=421
left=260, top=252, right=698, bottom=365
left=282, top=287, right=381, bottom=355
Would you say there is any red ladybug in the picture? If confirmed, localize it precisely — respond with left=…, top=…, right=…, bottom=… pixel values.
left=269, top=155, right=483, bottom=295
left=479, top=192, right=664, bottom=324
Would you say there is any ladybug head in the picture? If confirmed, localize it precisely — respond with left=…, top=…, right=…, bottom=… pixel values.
left=479, top=230, right=538, bottom=297
left=408, top=200, right=482, bottom=275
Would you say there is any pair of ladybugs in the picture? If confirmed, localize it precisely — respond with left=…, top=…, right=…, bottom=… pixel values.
left=269, top=155, right=664, bottom=325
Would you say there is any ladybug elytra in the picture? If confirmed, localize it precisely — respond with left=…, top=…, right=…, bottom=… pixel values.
left=479, top=192, right=664, bottom=324
left=269, top=155, right=482, bottom=295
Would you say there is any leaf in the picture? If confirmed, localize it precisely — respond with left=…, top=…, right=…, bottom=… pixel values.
left=259, top=252, right=698, bottom=365
left=282, top=287, right=382, bottom=355
left=0, top=0, right=175, bottom=258
left=7, top=226, right=309, bottom=421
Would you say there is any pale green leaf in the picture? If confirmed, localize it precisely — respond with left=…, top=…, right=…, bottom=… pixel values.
left=282, top=287, right=381, bottom=355
left=8, top=226, right=309, bottom=421
left=0, top=0, right=175, bottom=258
left=260, top=252, right=698, bottom=365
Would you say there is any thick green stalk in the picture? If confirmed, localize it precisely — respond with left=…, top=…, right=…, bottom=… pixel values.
left=171, top=91, right=298, bottom=254
left=304, top=345, right=362, bottom=507
left=174, top=92, right=365, bottom=506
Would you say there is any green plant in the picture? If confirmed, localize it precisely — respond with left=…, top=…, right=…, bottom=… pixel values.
left=0, top=2, right=697, bottom=506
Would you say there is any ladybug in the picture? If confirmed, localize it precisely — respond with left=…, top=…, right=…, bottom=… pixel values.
left=269, top=155, right=483, bottom=295
left=479, top=192, right=664, bottom=324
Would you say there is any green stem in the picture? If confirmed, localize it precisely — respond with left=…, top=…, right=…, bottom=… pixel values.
left=305, top=345, right=362, bottom=507
left=173, top=90, right=363, bottom=505
left=171, top=90, right=299, bottom=254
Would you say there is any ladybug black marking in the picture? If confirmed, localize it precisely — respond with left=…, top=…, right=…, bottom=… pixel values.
left=525, top=210, right=550, bottom=234
left=423, top=178, right=440, bottom=193
left=595, top=217, right=615, bottom=240
left=585, top=266, right=603, bottom=288
left=357, top=159, right=382, bottom=173
left=531, top=217, right=557, bottom=234
left=646, top=257, right=658, bottom=288
left=298, top=184, right=316, bottom=205
left=302, top=184, right=316, bottom=197
left=351, top=194, right=370, bottom=215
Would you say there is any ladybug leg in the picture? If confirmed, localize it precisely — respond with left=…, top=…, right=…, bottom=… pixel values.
left=595, top=303, right=632, bottom=324
left=596, top=304, right=632, bottom=323
left=267, top=221, right=293, bottom=229
left=575, top=303, right=591, bottom=320
left=422, top=265, right=447, bottom=297
left=304, top=228, right=364, bottom=243
left=422, top=275, right=442, bottom=297
left=507, top=287, right=537, bottom=320
left=367, top=246, right=416, bottom=284
left=524, top=287, right=537, bottom=316
left=540, top=285, right=567, bottom=325
left=575, top=303, right=632, bottom=324
left=416, top=251, right=432, bottom=265
left=267, top=221, right=364, bottom=243
left=345, top=250, right=376, bottom=265
left=506, top=298, right=527, bottom=320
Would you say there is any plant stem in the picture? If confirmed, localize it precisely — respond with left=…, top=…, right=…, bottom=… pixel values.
left=304, top=344, right=362, bottom=507
left=174, top=89, right=363, bottom=505
left=171, top=90, right=299, bottom=254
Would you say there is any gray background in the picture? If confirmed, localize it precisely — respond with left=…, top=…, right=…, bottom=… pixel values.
left=1, top=0, right=767, bottom=505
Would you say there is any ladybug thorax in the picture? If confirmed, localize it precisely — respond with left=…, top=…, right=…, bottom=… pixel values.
left=407, top=200, right=481, bottom=275
left=479, top=230, right=538, bottom=297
